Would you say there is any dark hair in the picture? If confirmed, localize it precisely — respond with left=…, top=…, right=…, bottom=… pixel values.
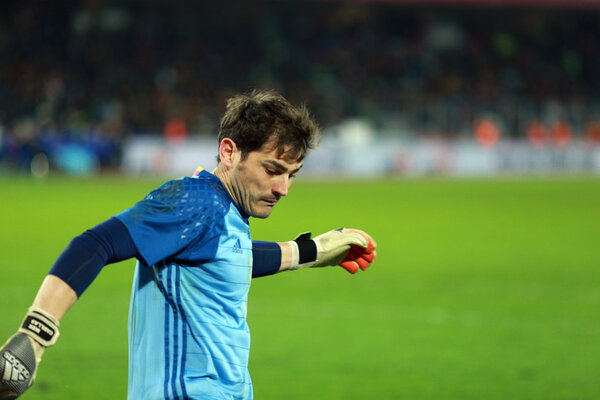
left=217, top=89, right=321, bottom=162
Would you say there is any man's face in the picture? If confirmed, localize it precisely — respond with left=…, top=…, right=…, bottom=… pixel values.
left=229, top=142, right=303, bottom=219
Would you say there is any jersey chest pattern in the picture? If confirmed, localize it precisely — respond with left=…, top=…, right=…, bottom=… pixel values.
left=126, top=172, right=254, bottom=400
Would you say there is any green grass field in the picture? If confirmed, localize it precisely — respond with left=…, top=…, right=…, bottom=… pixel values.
left=1, top=174, right=599, bottom=399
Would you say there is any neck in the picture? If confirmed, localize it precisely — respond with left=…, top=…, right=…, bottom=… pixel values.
left=212, top=164, right=232, bottom=197
left=213, top=164, right=245, bottom=213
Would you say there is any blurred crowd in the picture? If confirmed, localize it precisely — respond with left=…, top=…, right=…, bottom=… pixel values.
left=1, top=1, right=599, bottom=171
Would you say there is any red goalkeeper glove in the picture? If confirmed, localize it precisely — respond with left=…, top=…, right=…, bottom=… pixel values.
left=338, top=231, right=377, bottom=274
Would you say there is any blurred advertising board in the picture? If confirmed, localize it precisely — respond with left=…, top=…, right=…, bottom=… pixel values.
left=121, top=134, right=600, bottom=177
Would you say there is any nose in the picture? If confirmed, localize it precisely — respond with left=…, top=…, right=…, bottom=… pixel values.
left=273, top=175, right=290, bottom=197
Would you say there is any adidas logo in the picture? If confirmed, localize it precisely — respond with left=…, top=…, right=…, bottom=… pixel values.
left=2, top=351, right=30, bottom=382
left=232, top=239, right=243, bottom=254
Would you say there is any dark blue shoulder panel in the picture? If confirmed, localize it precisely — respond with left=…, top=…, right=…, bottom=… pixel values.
left=115, top=174, right=233, bottom=266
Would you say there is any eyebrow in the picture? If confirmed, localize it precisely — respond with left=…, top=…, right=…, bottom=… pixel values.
left=265, top=160, right=303, bottom=175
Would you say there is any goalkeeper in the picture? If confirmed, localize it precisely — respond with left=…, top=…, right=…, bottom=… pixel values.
left=0, top=90, right=376, bottom=400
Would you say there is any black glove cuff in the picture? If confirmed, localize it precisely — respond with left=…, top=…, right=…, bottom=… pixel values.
left=294, top=233, right=317, bottom=264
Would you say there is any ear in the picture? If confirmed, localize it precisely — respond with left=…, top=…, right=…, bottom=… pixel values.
left=218, top=138, right=239, bottom=170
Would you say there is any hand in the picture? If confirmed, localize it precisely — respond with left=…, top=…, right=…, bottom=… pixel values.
left=289, top=228, right=377, bottom=273
left=0, top=308, right=59, bottom=399
left=338, top=229, right=377, bottom=274
left=0, top=334, right=43, bottom=399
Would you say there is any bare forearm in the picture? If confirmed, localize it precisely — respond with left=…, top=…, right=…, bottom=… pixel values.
left=277, top=241, right=294, bottom=272
left=32, top=275, right=78, bottom=321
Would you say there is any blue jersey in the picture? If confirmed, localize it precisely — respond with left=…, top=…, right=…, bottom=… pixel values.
left=116, top=169, right=254, bottom=400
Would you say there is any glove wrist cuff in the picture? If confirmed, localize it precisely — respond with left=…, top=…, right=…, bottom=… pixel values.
left=295, top=235, right=317, bottom=265
left=18, top=307, right=60, bottom=348
left=287, top=233, right=318, bottom=270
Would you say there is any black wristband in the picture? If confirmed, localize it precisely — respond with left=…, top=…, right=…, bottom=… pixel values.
left=294, top=233, right=317, bottom=264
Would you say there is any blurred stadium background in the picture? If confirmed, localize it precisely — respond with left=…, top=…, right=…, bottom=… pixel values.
left=2, top=1, right=600, bottom=400
left=2, top=0, right=600, bottom=177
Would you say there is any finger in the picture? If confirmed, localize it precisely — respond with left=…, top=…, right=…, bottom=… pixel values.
left=365, top=239, right=376, bottom=253
left=355, top=256, right=371, bottom=270
left=339, top=259, right=359, bottom=274
left=344, top=251, right=372, bottom=270
left=347, top=246, right=375, bottom=263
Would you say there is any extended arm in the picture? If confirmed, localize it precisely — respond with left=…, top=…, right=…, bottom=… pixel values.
left=0, top=218, right=138, bottom=399
left=252, top=228, right=377, bottom=278
left=42, top=217, right=138, bottom=316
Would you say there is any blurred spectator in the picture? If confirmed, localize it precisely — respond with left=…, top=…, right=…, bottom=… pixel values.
left=0, top=1, right=599, bottom=171
left=473, top=118, right=500, bottom=148
left=527, top=120, right=550, bottom=147
left=552, top=120, right=573, bottom=148
left=164, top=117, right=189, bottom=144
